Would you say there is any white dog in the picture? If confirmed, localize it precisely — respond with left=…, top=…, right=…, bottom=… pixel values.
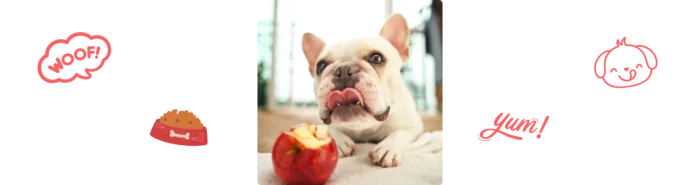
left=301, top=14, right=424, bottom=167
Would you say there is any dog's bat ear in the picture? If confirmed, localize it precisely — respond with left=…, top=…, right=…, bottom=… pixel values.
left=380, top=13, right=410, bottom=61
left=302, top=32, right=326, bottom=77
left=637, top=45, right=657, bottom=70
left=594, top=50, right=610, bottom=78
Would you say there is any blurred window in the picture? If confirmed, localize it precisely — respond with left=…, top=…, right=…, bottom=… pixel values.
left=258, top=0, right=274, bottom=86
left=255, top=0, right=274, bottom=106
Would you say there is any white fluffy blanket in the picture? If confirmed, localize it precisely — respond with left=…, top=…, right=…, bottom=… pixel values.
left=258, top=131, right=443, bottom=185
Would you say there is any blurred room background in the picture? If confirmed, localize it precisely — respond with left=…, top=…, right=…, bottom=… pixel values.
left=258, top=0, right=442, bottom=152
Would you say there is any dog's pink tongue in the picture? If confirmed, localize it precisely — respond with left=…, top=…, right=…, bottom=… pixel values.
left=327, top=88, right=364, bottom=110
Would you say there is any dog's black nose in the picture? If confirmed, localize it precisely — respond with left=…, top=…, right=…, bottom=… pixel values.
left=334, top=65, right=355, bottom=78
left=332, top=65, right=359, bottom=90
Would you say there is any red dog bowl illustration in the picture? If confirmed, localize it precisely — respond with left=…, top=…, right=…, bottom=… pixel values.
left=150, top=109, right=208, bottom=146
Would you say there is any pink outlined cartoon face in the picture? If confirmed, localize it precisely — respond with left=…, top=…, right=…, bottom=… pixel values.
left=593, top=36, right=661, bottom=90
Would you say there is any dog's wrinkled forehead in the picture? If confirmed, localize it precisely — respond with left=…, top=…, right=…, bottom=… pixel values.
left=319, top=36, right=398, bottom=64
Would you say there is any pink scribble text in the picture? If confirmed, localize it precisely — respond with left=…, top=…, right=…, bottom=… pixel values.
left=476, top=112, right=551, bottom=142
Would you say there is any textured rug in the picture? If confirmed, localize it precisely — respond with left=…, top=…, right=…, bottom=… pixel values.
left=258, top=131, right=443, bottom=185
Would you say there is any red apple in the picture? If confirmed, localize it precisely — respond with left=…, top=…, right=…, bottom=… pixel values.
left=272, top=123, right=338, bottom=185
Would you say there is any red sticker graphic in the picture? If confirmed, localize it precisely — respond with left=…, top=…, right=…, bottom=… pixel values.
left=148, top=118, right=209, bottom=148
left=150, top=109, right=208, bottom=146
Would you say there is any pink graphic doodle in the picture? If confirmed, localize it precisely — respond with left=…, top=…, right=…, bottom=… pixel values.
left=476, top=112, right=551, bottom=142
left=594, top=37, right=657, bottom=88
left=38, top=32, right=111, bottom=83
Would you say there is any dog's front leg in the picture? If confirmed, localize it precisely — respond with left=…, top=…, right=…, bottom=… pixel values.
left=369, top=129, right=421, bottom=167
left=328, top=126, right=356, bottom=157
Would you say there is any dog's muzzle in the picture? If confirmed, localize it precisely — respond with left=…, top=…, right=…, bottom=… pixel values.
left=320, top=65, right=390, bottom=124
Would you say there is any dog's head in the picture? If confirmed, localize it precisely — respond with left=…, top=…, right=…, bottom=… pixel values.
left=301, top=14, right=410, bottom=127
left=595, top=37, right=658, bottom=88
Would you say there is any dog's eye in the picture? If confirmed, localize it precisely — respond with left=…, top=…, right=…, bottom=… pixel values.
left=316, top=60, right=328, bottom=76
left=636, top=64, right=643, bottom=68
left=610, top=68, right=617, bottom=73
left=367, top=53, right=385, bottom=64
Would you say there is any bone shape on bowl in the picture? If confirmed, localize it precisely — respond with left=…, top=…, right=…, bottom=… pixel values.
left=169, top=130, right=190, bottom=140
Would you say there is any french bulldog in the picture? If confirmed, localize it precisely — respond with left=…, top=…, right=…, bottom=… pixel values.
left=301, top=14, right=424, bottom=168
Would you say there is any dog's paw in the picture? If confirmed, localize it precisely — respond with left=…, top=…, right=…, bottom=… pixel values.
left=368, top=142, right=402, bottom=168
left=334, top=135, right=356, bottom=157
